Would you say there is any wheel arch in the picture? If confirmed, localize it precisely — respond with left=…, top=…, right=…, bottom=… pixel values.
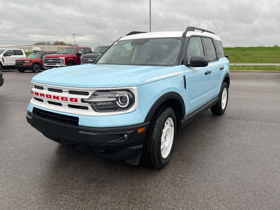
left=144, top=92, right=185, bottom=129
left=223, top=73, right=230, bottom=87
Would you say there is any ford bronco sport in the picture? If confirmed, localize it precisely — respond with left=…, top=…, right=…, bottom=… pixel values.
left=27, top=27, right=230, bottom=169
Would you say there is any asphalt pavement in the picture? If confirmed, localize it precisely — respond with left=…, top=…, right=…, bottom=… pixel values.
left=0, top=70, right=280, bottom=209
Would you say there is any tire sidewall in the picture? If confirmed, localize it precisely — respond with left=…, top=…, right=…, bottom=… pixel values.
left=219, top=82, right=229, bottom=113
left=32, top=63, right=41, bottom=73
left=150, top=107, right=177, bottom=168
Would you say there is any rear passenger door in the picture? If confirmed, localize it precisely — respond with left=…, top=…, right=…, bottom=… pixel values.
left=201, top=37, right=221, bottom=99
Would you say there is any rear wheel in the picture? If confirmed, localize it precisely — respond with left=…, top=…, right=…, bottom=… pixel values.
left=211, top=82, right=229, bottom=115
left=32, top=63, right=41, bottom=73
left=142, top=107, right=177, bottom=169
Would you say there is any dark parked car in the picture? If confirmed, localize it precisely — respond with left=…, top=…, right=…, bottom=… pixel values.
left=16, top=51, right=56, bottom=73
left=81, top=46, right=109, bottom=64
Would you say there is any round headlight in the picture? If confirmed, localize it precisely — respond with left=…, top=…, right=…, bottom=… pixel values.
left=116, top=94, right=129, bottom=108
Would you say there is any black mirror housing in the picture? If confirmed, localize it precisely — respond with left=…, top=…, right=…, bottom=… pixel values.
left=188, top=56, right=208, bottom=67
left=76, top=51, right=82, bottom=56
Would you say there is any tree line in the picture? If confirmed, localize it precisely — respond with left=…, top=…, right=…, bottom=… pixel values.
left=33, top=41, right=73, bottom=45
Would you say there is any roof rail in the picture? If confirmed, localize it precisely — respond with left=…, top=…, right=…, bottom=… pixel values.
left=126, top=31, right=146, bottom=36
left=182, top=26, right=215, bottom=37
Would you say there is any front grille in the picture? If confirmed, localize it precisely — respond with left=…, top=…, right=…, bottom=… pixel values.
left=33, top=107, right=79, bottom=126
left=82, top=57, right=97, bottom=64
left=16, top=60, right=25, bottom=64
left=44, top=58, right=64, bottom=65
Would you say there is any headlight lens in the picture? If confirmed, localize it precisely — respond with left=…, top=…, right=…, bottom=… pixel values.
left=83, top=90, right=135, bottom=112
left=24, top=60, right=31, bottom=63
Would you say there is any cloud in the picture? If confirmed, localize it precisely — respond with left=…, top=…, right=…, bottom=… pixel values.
left=0, top=0, right=279, bottom=47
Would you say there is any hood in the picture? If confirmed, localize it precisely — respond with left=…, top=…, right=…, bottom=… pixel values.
left=32, top=64, right=183, bottom=88
left=44, top=54, right=74, bottom=58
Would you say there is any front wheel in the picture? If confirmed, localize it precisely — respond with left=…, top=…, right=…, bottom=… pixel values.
left=32, top=63, right=41, bottom=73
left=211, top=82, right=229, bottom=115
left=142, top=107, right=177, bottom=169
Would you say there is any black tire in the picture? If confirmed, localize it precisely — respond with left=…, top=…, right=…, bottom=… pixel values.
left=67, top=62, right=74, bottom=66
left=211, top=82, right=229, bottom=115
left=17, top=69, right=25, bottom=73
left=32, top=63, right=41, bottom=73
left=142, top=107, right=177, bottom=169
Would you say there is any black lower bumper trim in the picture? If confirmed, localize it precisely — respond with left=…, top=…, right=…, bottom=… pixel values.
left=27, top=110, right=149, bottom=165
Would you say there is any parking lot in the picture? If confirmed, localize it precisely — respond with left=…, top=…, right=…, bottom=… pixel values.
left=0, top=70, right=280, bottom=209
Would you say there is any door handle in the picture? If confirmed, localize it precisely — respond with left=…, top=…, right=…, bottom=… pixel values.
left=220, top=67, right=224, bottom=70
left=205, top=70, right=212, bottom=75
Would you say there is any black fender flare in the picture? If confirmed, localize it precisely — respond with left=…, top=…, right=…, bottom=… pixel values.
left=144, top=92, right=185, bottom=122
left=223, top=73, right=230, bottom=87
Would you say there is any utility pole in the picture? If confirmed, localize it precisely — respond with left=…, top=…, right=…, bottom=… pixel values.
left=149, top=0, right=151, bottom=32
left=72, top=34, right=76, bottom=46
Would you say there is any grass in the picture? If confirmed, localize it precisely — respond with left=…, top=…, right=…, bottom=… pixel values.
left=224, top=46, right=280, bottom=63
left=230, top=65, right=280, bottom=71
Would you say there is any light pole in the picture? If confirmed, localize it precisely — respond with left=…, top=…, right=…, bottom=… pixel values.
left=72, top=34, right=76, bottom=46
left=149, top=0, right=151, bottom=32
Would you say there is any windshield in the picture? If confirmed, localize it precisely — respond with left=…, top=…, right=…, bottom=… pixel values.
left=97, top=38, right=182, bottom=66
left=93, top=46, right=108, bottom=54
left=27, top=53, right=42, bottom=58
left=57, top=48, right=77, bottom=54
left=0, top=49, right=5, bottom=55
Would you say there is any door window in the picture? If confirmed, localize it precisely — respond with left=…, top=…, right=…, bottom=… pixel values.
left=186, top=37, right=204, bottom=63
left=202, top=38, right=217, bottom=62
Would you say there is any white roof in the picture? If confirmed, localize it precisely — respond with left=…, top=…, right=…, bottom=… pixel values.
left=120, top=31, right=221, bottom=41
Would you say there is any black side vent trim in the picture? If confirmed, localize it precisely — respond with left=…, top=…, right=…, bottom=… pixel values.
left=69, top=90, right=89, bottom=96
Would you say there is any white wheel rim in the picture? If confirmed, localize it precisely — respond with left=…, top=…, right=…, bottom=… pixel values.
left=161, top=117, right=174, bottom=159
left=221, top=87, right=228, bottom=110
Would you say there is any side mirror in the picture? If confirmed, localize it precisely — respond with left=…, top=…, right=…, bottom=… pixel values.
left=76, top=51, right=82, bottom=56
left=4, top=53, right=11, bottom=57
left=188, top=56, right=208, bottom=67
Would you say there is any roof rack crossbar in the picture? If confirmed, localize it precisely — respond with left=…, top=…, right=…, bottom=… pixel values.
left=182, top=26, right=215, bottom=37
left=126, top=31, right=147, bottom=36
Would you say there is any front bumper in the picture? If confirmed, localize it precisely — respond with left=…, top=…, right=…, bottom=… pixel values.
left=16, top=65, right=32, bottom=70
left=44, top=64, right=66, bottom=69
left=26, top=110, right=149, bottom=165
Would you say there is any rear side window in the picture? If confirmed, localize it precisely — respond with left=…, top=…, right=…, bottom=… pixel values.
left=186, top=37, right=204, bottom=63
left=202, top=38, right=217, bottom=62
left=13, top=50, right=24, bottom=55
left=214, top=40, right=225, bottom=58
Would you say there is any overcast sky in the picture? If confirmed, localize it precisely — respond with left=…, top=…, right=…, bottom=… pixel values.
left=0, top=0, right=279, bottom=48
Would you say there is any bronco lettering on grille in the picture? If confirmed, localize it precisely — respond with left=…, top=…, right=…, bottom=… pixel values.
left=34, top=92, right=78, bottom=102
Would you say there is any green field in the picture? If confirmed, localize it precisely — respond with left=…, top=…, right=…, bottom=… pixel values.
left=224, top=46, right=280, bottom=63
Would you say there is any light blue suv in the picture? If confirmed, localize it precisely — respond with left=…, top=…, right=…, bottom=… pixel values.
left=27, top=27, right=230, bottom=169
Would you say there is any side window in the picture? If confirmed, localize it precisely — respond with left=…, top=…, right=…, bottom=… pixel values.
left=214, top=40, right=225, bottom=58
left=83, top=48, right=91, bottom=54
left=13, top=50, right=24, bottom=55
left=77, top=48, right=84, bottom=54
left=202, top=38, right=217, bottom=62
left=186, top=37, right=204, bottom=63
left=4, top=50, right=13, bottom=56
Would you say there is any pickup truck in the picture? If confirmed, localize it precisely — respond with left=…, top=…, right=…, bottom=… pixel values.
left=43, top=47, right=92, bottom=69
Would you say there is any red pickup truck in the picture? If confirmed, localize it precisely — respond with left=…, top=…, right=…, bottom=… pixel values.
left=43, top=47, right=92, bottom=69
left=16, top=51, right=56, bottom=73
